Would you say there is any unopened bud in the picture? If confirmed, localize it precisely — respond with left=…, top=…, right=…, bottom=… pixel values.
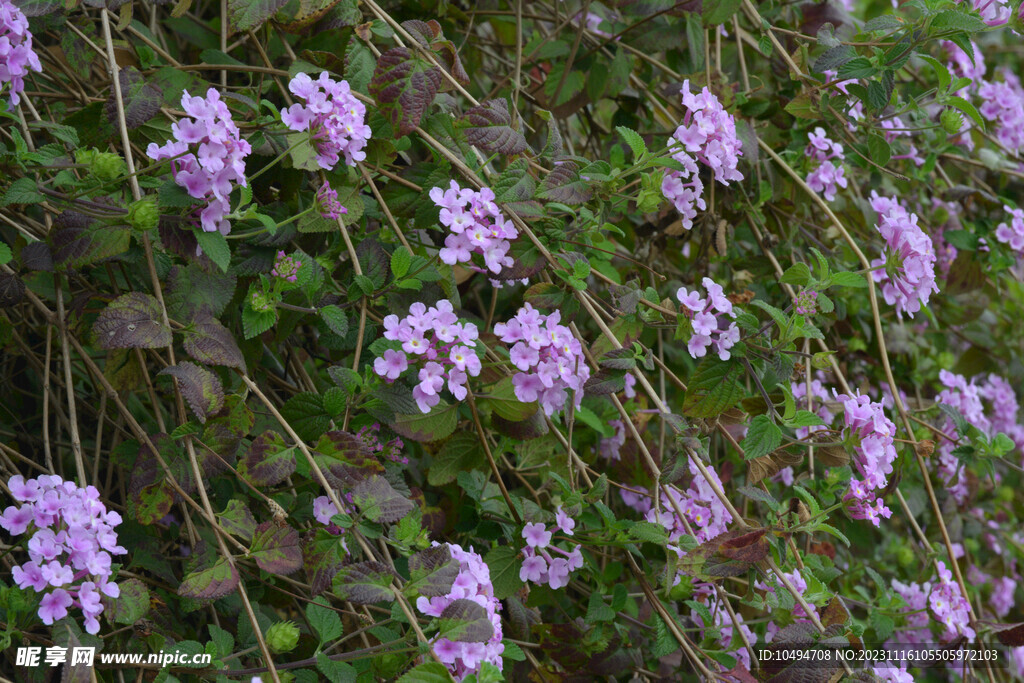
left=265, top=621, right=300, bottom=653
left=941, top=109, right=964, bottom=135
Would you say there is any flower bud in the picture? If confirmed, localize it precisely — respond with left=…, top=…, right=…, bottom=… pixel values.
left=265, top=621, right=300, bottom=653
left=940, top=109, right=963, bottom=135
left=92, top=152, right=127, bottom=182
left=127, top=197, right=159, bottom=232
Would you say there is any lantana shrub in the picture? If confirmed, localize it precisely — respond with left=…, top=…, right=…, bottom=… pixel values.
left=3, top=0, right=1024, bottom=680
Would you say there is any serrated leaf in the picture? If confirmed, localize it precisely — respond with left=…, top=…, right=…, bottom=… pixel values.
left=228, top=0, right=288, bottom=31
left=250, top=521, right=302, bottom=575
left=159, top=362, right=224, bottom=423
left=780, top=262, right=811, bottom=286
left=438, top=599, right=495, bottom=642
left=615, top=125, right=647, bottom=160
left=390, top=246, right=413, bottom=279
left=218, top=499, right=257, bottom=540
left=931, top=9, right=989, bottom=33
left=105, top=67, right=161, bottom=129
left=103, top=578, right=150, bottom=625
left=484, top=546, right=523, bottom=600
left=181, top=316, right=245, bottom=370
left=331, top=561, right=397, bottom=604
left=828, top=271, right=867, bottom=288
left=93, top=292, right=172, bottom=350
left=629, top=521, right=670, bottom=544
left=318, top=305, right=349, bottom=337
left=240, top=430, right=296, bottom=486
left=194, top=229, right=231, bottom=272
left=307, top=598, right=344, bottom=644
left=407, top=545, right=459, bottom=597
left=242, top=307, right=276, bottom=340
left=2, top=178, right=44, bottom=205
left=392, top=402, right=458, bottom=442
left=351, top=474, right=416, bottom=523
left=281, top=392, right=331, bottom=441
left=429, top=432, right=483, bottom=485
left=682, top=358, right=745, bottom=418
left=538, top=159, right=593, bottom=204
left=370, top=47, right=442, bottom=137
left=862, top=15, right=902, bottom=32
left=397, top=663, right=454, bottom=683
left=813, top=45, right=856, bottom=74
left=947, top=95, right=985, bottom=131
left=741, top=415, right=783, bottom=460
left=702, top=0, right=743, bottom=25
left=178, top=558, right=240, bottom=600
left=492, top=158, right=536, bottom=202
left=462, top=99, right=530, bottom=155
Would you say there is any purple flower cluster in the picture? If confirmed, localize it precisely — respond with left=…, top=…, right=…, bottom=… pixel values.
left=676, top=277, right=740, bottom=360
left=376, top=300, right=481, bottom=413
left=494, top=304, right=590, bottom=416
left=835, top=390, right=897, bottom=527
left=642, top=460, right=732, bottom=551
left=756, top=568, right=818, bottom=642
left=959, top=0, right=1010, bottom=25
left=0, top=0, right=41, bottom=107
left=995, top=204, right=1024, bottom=254
left=316, top=182, right=347, bottom=220
left=147, top=88, right=251, bottom=235
left=355, top=423, right=408, bottom=466
left=794, top=288, right=818, bottom=316
left=979, top=69, right=1024, bottom=156
left=804, top=127, right=847, bottom=201
left=599, top=419, right=627, bottom=461
left=661, top=80, right=743, bottom=230
left=869, top=192, right=939, bottom=319
left=980, top=374, right=1024, bottom=448
left=281, top=72, right=370, bottom=170
left=415, top=542, right=504, bottom=680
left=691, top=582, right=756, bottom=671
left=1, top=475, right=125, bottom=634
left=430, top=181, right=518, bottom=275
left=929, top=561, right=976, bottom=640
left=519, top=507, right=583, bottom=589
left=271, top=251, right=301, bottom=283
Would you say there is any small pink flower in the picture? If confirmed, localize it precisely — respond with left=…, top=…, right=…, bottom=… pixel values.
left=522, top=522, right=552, bottom=549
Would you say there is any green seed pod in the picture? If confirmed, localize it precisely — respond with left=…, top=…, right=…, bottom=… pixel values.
left=265, top=621, right=300, bottom=654
left=940, top=109, right=964, bottom=136
left=91, top=152, right=127, bottom=182
left=127, top=197, right=159, bottom=232
left=896, top=546, right=914, bottom=568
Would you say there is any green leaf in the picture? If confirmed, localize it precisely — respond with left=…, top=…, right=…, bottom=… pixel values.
left=828, top=271, right=867, bottom=288
left=392, top=402, right=458, bottom=442
left=178, top=558, right=240, bottom=600
left=228, top=0, right=288, bottom=32
left=316, top=652, right=357, bottom=683
left=629, top=521, right=670, bottom=544
left=480, top=376, right=539, bottom=421
left=484, top=546, right=524, bottom=600
left=585, top=592, right=616, bottom=623
left=397, top=663, right=454, bottom=683
left=615, top=125, right=647, bottom=161
left=947, top=95, right=985, bottom=131
left=242, top=307, right=276, bottom=340
left=682, top=358, right=745, bottom=418
left=836, top=57, right=877, bottom=80
left=931, top=10, right=989, bottom=33
left=390, top=246, right=413, bottom=278
left=104, top=578, right=150, bottom=624
left=0, top=242, right=11, bottom=266
left=194, top=230, right=231, bottom=272
left=866, top=134, right=891, bottom=167
left=307, top=598, right=344, bottom=644
left=429, top=432, right=483, bottom=485
left=702, top=0, right=743, bottom=25
left=318, top=305, right=349, bottom=337
left=741, top=415, right=783, bottom=460
left=780, top=262, right=811, bottom=286
left=2, top=178, right=44, bottom=205
left=331, top=561, right=396, bottom=604
left=862, top=15, right=902, bottom=32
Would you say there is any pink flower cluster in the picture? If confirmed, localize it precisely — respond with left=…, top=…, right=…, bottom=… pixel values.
left=1, top=475, right=125, bottom=634
left=519, top=507, right=583, bottom=589
left=0, top=0, right=41, bottom=107
left=375, top=300, right=481, bottom=413
left=356, top=423, right=408, bottom=465
left=869, top=193, right=938, bottom=319
left=599, top=419, right=627, bottom=461
left=271, top=251, right=301, bottom=283
left=676, top=277, right=740, bottom=360
left=995, top=204, right=1024, bottom=254
left=756, top=568, right=818, bottom=642
left=430, top=181, right=518, bottom=275
left=494, top=304, right=590, bottom=416
left=979, top=69, right=1024, bottom=156
left=691, top=582, right=756, bottom=671
left=415, top=542, right=504, bottom=680
left=661, top=80, right=743, bottom=230
left=794, top=288, right=818, bottom=316
left=311, top=494, right=352, bottom=555
left=894, top=560, right=975, bottom=642
left=805, top=127, right=847, bottom=201
left=316, top=182, right=347, bottom=220
left=835, top=390, right=897, bottom=527
left=147, top=88, right=251, bottom=235
left=959, top=0, right=1010, bottom=25
left=281, top=72, right=370, bottom=170
left=640, top=460, right=732, bottom=551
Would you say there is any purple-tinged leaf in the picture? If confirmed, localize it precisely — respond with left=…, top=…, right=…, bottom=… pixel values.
left=304, top=529, right=345, bottom=597
left=178, top=558, right=240, bottom=600
left=462, top=99, right=531, bottom=155
left=407, top=545, right=459, bottom=597
left=127, top=435, right=177, bottom=525
left=51, top=217, right=131, bottom=269
left=369, top=47, right=443, bottom=137
left=21, top=242, right=53, bottom=271
left=218, top=499, right=256, bottom=540
left=492, top=158, right=536, bottom=203
left=240, top=430, right=296, bottom=486
left=12, top=0, right=63, bottom=17
left=392, top=402, right=458, bottom=443
left=228, top=0, right=288, bottom=32
left=159, top=361, right=224, bottom=423
left=583, top=369, right=626, bottom=396
left=198, top=395, right=254, bottom=473
left=166, top=263, right=237, bottom=319
left=492, top=410, right=549, bottom=441
left=103, top=578, right=150, bottom=624
left=105, top=67, right=161, bottom=129
left=0, top=273, right=25, bottom=307
left=331, top=561, right=397, bottom=604
left=538, top=159, right=593, bottom=205
left=181, top=316, right=245, bottom=370
left=93, top=292, right=172, bottom=350
left=438, top=599, right=495, bottom=642
left=351, top=474, right=416, bottom=523
left=250, top=521, right=302, bottom=575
